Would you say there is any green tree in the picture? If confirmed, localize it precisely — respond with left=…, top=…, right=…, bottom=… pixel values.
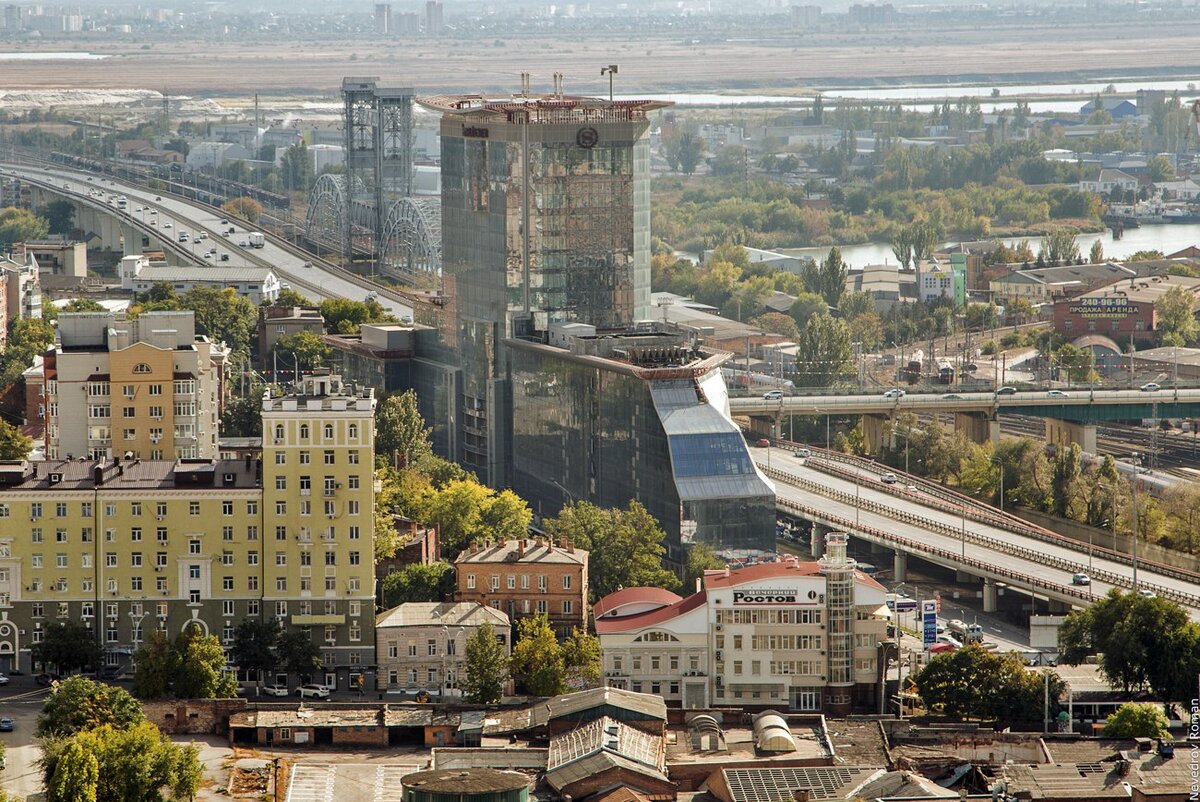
left=271, top=287, right=314, bottom=308
left=787, top=292, right=828, bottom=328
left=0, top=418, right=31, bottom=460
left=229, top=618, right=280, bottom=684
left=749, top=312, right=800, bottom=340
left=219, top=394, right=262, bottom=438
left=47, top=739, right=98, bottom=802
left=1089, top=240, right=1105, bottom=264
left=0, top=206, right=49, bottom=248
left=319, top=298, right=391, bottom=335
left=380, top=562, right=456, bottom=607
left=1103, top=702, right=1171, bottom=738
left=0, top=315, right=56, bottom=385
left=44, top=722, right=203, bottom=802
left=709, top=145, right=748, bottom=178
left=40, top=199, right=76, bottom=236
left=915, top=645, right=1064, bottom=721
left=276, top=628, right=321, bottom=680
left=1157, top=285, right=1197, bottom=345
left=509, top=614, right=567, bottom=697
left=131, top=631, right=177, bottom=701
left=32, top=621, right=102, bottom=675
left=375, top=390, right=432, bottom=466
left=671, top=132, right=706, bottom=176
left=272, top=331, right=331, bottom=371
left=181, top=286, right=258, bottom=357
left=1147, top=155, right=1175, bottom=183
left=544, top=500, right=678, bottom=600
left=172, top=624, right=239, bottom=699
left=280, top=141, right=313, bottom=191
left=462, top=621, right=508, bottom=704
left=562, top=627, right=602, bottom=689
left=220, top=196, right=263, bottom=223
left=1059, top=590, right=1191, bottom=696
left=1040, top=227, right=1080, bottom=265
left=417, top=479, right=531, bottom=556
left=794, top=313, right=853, bottom=388
left=682, top=543, right=725, bottom=592
left=37, top=676, right=145, bottom=738
left=817, top=247, right=847, bottom=308
left=1126, top=250, right=1165, bottom=262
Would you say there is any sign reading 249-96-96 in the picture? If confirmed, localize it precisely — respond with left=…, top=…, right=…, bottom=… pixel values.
left=1068, top=296, right=1139, bottom=318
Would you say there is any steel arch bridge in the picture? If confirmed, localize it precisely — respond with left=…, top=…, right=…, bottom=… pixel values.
left=306, top=174, right=374, bottom=255
left=379, top=196, right=441, bottom=287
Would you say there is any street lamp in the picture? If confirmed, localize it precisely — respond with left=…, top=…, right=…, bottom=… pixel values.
left=601, top=65, right=619, bottom=103
left=991, top=455, right=1004, bottom=512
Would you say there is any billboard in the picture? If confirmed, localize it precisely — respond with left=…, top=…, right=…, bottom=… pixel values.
left=921, top=600, right=938, bottom=649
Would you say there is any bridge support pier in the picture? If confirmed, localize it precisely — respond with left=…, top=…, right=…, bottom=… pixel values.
left=1044, top=417, right=1097, bottom=454
left=955, top=412, right=999, bottom=446
left=861, top=413, right=892, bottom=455
left=893, top=551, right=908, bottom=583
left=983, top=579, right=998, bottom=613
left=810, top=524, right=830, bottom=559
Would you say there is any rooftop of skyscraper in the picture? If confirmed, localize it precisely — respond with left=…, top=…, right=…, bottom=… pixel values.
left=417, top=93, right=672, bottom=124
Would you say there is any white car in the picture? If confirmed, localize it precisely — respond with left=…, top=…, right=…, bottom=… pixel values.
left=794, top=448, right=812, bottom=459
left=0, top=674, right=9, bottom=686
left=883, top=389, right=906, bottom=399
left=261, top=683, right=289, bottom=697
left=296, top=684, right=331, bottom=699
left=880, top=473, right=898, bottom=484
left=762, top=390, right=784, bottom=400
left=1071, top=572, right=1091, bottom=586
left=1046, top=389, right=1069, bottom=398
left=1140, top=383, right=1161, bottom=392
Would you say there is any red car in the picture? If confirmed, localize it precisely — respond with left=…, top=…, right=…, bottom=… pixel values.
left=755, top=438, right=770, bottom=448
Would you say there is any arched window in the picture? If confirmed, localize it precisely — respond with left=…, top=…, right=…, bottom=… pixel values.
left=633, top=631, right=679, bottom=643
left=324, top=424, right=334, bottom=440
left=132, top=363, right=152, bottom=374
left=274, top=424, right=284, bottom=440
left=348, top=423, right=358, bottom=439
left=299, top=424, right=310, bottom=439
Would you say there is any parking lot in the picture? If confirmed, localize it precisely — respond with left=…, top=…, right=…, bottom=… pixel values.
left=287, top=763, right=417, bottom=802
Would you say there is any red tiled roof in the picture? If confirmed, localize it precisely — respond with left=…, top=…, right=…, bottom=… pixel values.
left=702, top=561, right=824, bottom=588
left=593, top=587, right=683, bottom=619
left=595, top=590, right=707, bottom=634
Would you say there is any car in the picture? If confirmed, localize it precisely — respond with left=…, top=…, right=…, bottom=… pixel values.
left=1138, top=589, right=1157, bottom=599
left=262, top=683, right=290, bottom=697
left=198, top=231, right=207, bottom=240
left=996, top=386, right=1017, bottom=395
left=163, top=222, right=173, bottom=229
left=880, top=473, right=898, bottom=484
left=222, top=230, right=230, bottom=238
left=935, top=620, right=947, bottom=634
left=238, top=240, right=249, bottom=248
left=762, top=390, right=784, bottom=400
left=150, top=209, right=157, bottom=215
left=220, top=254, right=230, bottom=262
left=794, top=448, right=812, bottom=458
left=904, top=483, right=918, bottom=492
left=228, top=226, right=236, bottom=234
left=1071, top=572, right=1090, bottom=586
left=155, top=195, right=162, bottom=200
left=0, top=674, right=9, bottom=686
left=219, top=218, right=229, bottom=225
left=941, top=393, right=963, bottom=400
left=0, top=719, right=13, bottom=732
left=296, top=684, right=331, bottom=699
left=883, top=389, right=906, bottom=399
left=134, top=206, right=141, bottom=212
left=203, top=252, right=213, bottom=260
left=34, top=672, right=60, bottom=686
left=937, top=634, right=963, bottom=648
left=1046, top=389, right=1069, bottom=398
left=1140, top=382, right=1161, bottom=392
left=754, top=438, right=770, bottom=448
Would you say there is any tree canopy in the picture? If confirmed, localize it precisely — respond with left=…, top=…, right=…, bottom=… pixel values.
left=376, top=390, right=433, bottom=467
left=132, top=624, right=239, bottom=699
left=914, top=645, right=1064, bottom=721
left=462, top=621, right=508, bottom=704
left=32, top=621, right=102, bottom=676
left=37, top=677, right=145, bottom=738
left=1103, top=702, right=1171, bottom=738
left=0, top=206, right=49, bottom=248
left=380, top=561, right=456, bottom=607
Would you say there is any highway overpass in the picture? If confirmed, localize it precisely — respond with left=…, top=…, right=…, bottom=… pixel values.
left=2, top=163, right=416, bottom=320
left=758, top=445, right=1200, bottom=621
left=731, top=388, right=1200, bottom=453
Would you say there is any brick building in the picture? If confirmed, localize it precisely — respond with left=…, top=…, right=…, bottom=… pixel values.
left=1053, top=274, right=1200, bottom=347
left=454, top=539, right=588, bottom=637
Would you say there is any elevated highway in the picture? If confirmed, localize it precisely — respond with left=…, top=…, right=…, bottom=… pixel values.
left=758, top=445, right=1200, bottom=621
left=2, top=163, right=417, bottom=320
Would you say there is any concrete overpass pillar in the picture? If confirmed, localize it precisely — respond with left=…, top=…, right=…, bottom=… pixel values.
left=982, top=579, right=998, bottom=613
left=122, top=224, right=140, bottom=256
left=860, top=414, right=891, bottom=455
left=893, top=551, right=908, bottom=583
left=988, top=418, right=1002, bottom=444
left=810, top=524, right=829, bottom=559
left=954, top=412, right=993, bottom=445
left=1044, top=417, right=1097, bottom=454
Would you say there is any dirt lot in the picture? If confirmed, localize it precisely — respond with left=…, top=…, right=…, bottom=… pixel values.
left=2, top=21, right=1200, bottom=96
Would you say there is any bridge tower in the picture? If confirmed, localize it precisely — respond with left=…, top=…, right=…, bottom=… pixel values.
left=819, top=531, right=856, bottom=716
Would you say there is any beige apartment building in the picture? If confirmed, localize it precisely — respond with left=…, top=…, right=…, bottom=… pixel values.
left=374, top=601, right=510, bottom=695
left=454, top=539, right=588, bottom=637
left=38, top=312, right=225, bottom=461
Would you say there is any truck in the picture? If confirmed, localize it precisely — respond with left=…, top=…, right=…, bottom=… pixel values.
left=947, top=619, right=984, bottom=644
left=248, top=232, right=265, bottom=248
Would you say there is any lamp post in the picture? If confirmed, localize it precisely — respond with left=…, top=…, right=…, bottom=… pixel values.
left=601, top=65, right=618, bottom=102
left=991, top=456, right=1004, bottom=512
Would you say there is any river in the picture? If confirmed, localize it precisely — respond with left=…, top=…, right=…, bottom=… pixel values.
left=779, top=223, right=1200, bottom=269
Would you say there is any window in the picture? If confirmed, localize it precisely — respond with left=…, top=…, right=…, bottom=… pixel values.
left=349, top=551, right=360, bottom=566
left=223, top=526, right=234, bottom=541
left=155, top=503, right=167, bottom=517
left=348, top=501, right=359, bottom=515
left=299, top=424, right=309, bottom=439
left=148, top=406, right=163, bottom=418
left=156, top=552, right=167, bottom=567
left=276, top=578, right=287, bottom=591
left=323, top=424, right=334, bottom=440
left=55, top=503, right=67, bottom=518
left=466, top=574, right=476, bottom=589
left=223, top=577, right=234, bottom=591
left=123, top=407, right=135, bottom=418
left=276, top=552, right=287, bottom=566
left=274, top=424, right=285, bottom=441
left=148, top=383, right=162, bottom=395
left=323, top=450, right=335, bottom=465
left=562, top=600, right=573, bottom=614
left=563, top=575, right=572, bottom=590
left=188, top=539, right=201, bottom=555
left=507, top=575, right=515, bottom=589
left=222, top=501, right=233, bottom=516
left=131, top=527, right=142, bottom=542
left=348, top=451, right=359, bottom=465
left=347, top=476, right=359, bottom=490
left=299, top=451, right=310, bottom=464
left=324, top=552, right=336, bottom=566
left=348, top=424, right=358, bottom=438
left=56, top=554, right=67, bottom=568
left=276, top=502, right=286, bottom=515
left=131, top=552, right=142, bottom=567
left=537, top=600, right=547, bottom=614
left=248, top=551, right=259, bottom=566
left=105, top=553, right=117, bottom=567
left=189, top=565, right=200, bottom=579
left=349, top=526, right=360, bottom=540
left=275, top=477, right=287, bottom=491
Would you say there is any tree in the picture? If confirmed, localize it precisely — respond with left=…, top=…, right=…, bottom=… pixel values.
left=914, top=645, right=1064, bottom=721
left=709, top=145, right=749, bottom=177
left=131, top=631, right=177, bottom=701
left=172, top=624, right=239, bottom=699
left=682, top=543, right=725, bottom=592
left=1147, top=155, right=1175, bottom=183
left=43, top=722, right=203, bottom=802
left=1059, top=590, right=1191, bottom=696
left=794, top=313, right=853, bottom=388
left=280, top=141, right=313, bottom=191
left=509, top=614, right=567, bottom=697
left=381, top=562, right=456, bottom=607
left=1089, top=240, right=1105, bottom=264
left=319, top=298, right=391, bottom=335
left=40, top=199, right=76, bottom=236
left=276, top=628, right=321, bottom=680
left=32, top=621, right=101, bottom=675
left=417, top=479, right=531, bottom=556
left=788, top=291, right=830, bottom=328
left=462, top=621, right=508, bottom=704
left=221, top=197, right=263, bottom=224
left=272, top=331, right=331, bottom=371
left=37, top=676, right=145, bottom=738
left=1157, top=285, right=1197, bottom=345
left=219, top=394, right=262, bottom=438
left=562, top=628, right=602, bottom=689
left=0, top=418, right=31, bottom=460
left=816, top=247, right=847, bottom=308
left=749, top=312, right=800, bottom=341
left=544, top=500, right=679, bottom=600
left=1040, top=227, right=1080, bottom=265
left=229, top=618, right=280, bottom=684
left=181, top=286, right=258, bottom=357
left=1103, top=702, right=1171, bottom=738
left=375, top=390, right=432, bottom=466
left=1126, top=250, right=1165, bottom=262
left=271, top=287, right=314, bottom=308
left=0, top=206, right=49, bottom=248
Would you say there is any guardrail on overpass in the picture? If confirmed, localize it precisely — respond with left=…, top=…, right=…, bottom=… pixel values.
left=762, top=462, right=1200, bottom=610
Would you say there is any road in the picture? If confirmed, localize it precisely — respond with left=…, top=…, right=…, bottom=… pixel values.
left=3, top=164, right=415, bottom=320
left=760, top=446, right=1200, bottom=619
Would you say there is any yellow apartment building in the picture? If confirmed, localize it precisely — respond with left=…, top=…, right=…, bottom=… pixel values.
left=0, top=373, right=377, bottom=691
